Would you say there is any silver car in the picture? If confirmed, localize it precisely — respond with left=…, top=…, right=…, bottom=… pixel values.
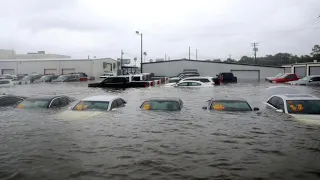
left=288, top=75, right=320, bottom=86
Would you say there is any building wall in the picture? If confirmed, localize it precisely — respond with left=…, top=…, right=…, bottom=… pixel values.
left=142, top=60, right=284, bottom=81
left=282, top=63, right=320, bottom=76
left=0, top=58, right=118, bottom=79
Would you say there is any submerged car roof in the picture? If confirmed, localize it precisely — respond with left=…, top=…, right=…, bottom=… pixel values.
left=82, top=95, right=121, bottom=102
left=25, top=95, right=70, bottom=101
left=273, top=94, right=320, bottom=100
left=143, top=97, right=182, bottom=102
left=210, top=97, right=248, bottom=102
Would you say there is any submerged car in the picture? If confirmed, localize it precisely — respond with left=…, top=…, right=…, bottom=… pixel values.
left=268, top=73, right=299, bottom=83
left=202, top=98, right=259, bottom=111
left=265, top=73, right=284, bottom=81
left=264, top=94, right=320, bottom=124
left=15, top=95, right=76, bottom=109
left=287, top=75, right=320, bottom=86
left=168, top=80, right=214, bottom=87
left=34, top=75, right=59, bottom=83
left=70, top=95, right=126, bottom=111
left=52, top=74, right=80, bottom=82
left=0, top=79, right=15, bottom=88
left=0, top=94, right=27, bottom=107
left=140, top=98, right=183, bottom=111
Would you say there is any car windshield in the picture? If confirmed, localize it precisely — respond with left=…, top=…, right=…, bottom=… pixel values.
left=209, top=101, right=252, bottom=111
left=300, top=76, right=312, bottom=81
left=286, top=100, right=320, bottom=114
left=72, top=101, right=109, bottom=111
left=16, top=99, right=50, bottom=109
left=56, top=75, right=68, bottom=80
left=40, top=76, right=50, bottom=80
left=141, top=100, right=180, bottom=111
left=279, top=74, right=289, bottom=78
left=275, top=73, right=283, bottom=77
left=0, top=80, right=10, bottom=84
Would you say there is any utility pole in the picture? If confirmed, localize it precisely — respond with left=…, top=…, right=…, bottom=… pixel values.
left=120, top=50, right=124, bottom=74
left=196, top=49, right=198, bottom=60
left=189, top=46, right=190, bottom=60
left=251, top=42, right=259, bottom=64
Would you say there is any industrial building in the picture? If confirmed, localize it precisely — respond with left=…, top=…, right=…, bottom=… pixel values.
left=0, top=58, right=118, bottom=79
left=282, top=61, right=320, bottom=78
left=0, top=49, right=71, bottom=59
left=142, top=59, right=285, bottom=81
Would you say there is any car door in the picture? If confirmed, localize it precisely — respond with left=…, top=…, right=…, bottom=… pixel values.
left=49, top=98, right=61, bottom=108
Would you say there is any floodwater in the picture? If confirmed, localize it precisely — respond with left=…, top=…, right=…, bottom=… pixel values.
left=1, top=82, right=320, bottom=180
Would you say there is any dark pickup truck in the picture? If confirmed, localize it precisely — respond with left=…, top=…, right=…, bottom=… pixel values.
left=88, top=76, right=152, bottom=88
left=216, top=72, right=237, bottom=83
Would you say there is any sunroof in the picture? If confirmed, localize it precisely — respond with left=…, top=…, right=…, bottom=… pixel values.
left=284, top=94, right=313, bottom=98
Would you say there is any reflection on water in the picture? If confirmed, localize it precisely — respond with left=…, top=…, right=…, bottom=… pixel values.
left=0, top=82, right=320, bottom=180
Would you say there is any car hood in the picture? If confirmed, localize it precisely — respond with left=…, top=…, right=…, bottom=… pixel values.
left=266, top=77, right=277, bottom=80
left=164, top=83, right=177, bottom=87
left=290, top=114, right=320, bottom=125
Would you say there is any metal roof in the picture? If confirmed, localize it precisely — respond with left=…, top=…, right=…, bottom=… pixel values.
left=142, top=59, right=284, bottom=68
left=82, top=95, right=120, bottom=102
left=0, top=57, right=116, bottom=62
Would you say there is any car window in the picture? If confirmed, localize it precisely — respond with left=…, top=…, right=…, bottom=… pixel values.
left=199, top=79, right=210, bottom=82
left=110, top=101, right=117, bottom=110
left=267, top=97, right=279, bottom=107
left=276, top=98, right=285, bottom=110
left=116, top=98, right=124, bottom=107
left=0, top=97, right=23, bottom=106
left=0, top=81, right=9, bottom=84
left=189, top=82, right=201, bottom=86
left=141, top=100, right=180, bottom=111
left=72, top=101, right=109, bottom=111
left=286, top=100, right=320, bottom=114
left=311, top=77, right=320, bottom=81
left=209, top=101, right=252, bottom=111
left=177, top=82, right=188, bottom=86
left=16, top=99, right=50, bottom=109
left=286, top=74, right=296, bottom=79
left=59, top=97, right=69, bottom=106
left=50, top=98, right=61, bottom=107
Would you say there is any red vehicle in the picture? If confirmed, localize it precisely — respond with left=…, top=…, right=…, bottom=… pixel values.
left=269, top=73, right=299, bottom=83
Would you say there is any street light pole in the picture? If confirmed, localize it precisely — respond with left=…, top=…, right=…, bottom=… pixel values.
left=136, top=31, right=143, bottom=73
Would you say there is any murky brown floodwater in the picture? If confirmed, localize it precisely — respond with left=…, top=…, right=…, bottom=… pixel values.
left=1, top=82, right=320, bottom=180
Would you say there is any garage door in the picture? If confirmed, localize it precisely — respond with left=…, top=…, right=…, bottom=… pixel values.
left=44, top=69, right=57, bottom=75
left=284, top=67, right=291, bottom=73
left=1, top=69, right=14, bottom=75
left=62, top=68, right=75, bottom=74
left=309, top=66, right=320, bottom=75
left=231, top=70, right=260, bottom=82
left=294, top=66, right=306, bottom=78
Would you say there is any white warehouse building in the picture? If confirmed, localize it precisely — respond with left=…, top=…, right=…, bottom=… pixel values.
left=0, top=58, right=118, bottom=79
left=142, top=59, right=285, bottom=81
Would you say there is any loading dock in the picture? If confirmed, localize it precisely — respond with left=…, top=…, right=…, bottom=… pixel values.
left=309, top=66, right=320, bottom=75
left=1, top=69, right=14, bottom=75
left=294, top=66, right=307, bottom=78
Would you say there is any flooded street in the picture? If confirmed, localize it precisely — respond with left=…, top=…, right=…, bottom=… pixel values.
left=1, top=82, right=320, bottom=180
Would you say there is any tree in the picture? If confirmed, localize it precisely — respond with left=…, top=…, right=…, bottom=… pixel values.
left=311, top=45, right=320, bottom=57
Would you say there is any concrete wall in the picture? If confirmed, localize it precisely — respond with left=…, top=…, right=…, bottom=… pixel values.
left=142, top=60, right=284, bottom=81
left=0, top=58, right=118, bottom=79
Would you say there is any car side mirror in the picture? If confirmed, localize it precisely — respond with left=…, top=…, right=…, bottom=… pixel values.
left=253, top=107, right=259, bottom=111
left=202, top=106, right=207, bottom=110
left=309, top=80, right=313, bottom=82
left=276, top=109, right=284, bottom=113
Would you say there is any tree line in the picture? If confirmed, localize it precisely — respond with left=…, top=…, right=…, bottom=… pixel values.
left=210, top=45, right=320, bottom=66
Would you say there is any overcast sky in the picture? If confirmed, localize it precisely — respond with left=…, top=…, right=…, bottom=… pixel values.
left=0, top=0, right=319, bottom=63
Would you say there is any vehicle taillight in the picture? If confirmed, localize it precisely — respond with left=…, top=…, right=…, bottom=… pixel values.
left=220, top=75, right=223, bottom=81
left=150, top=81, right=154, bottom=86
left=144, top=83, right=148, bottom=87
